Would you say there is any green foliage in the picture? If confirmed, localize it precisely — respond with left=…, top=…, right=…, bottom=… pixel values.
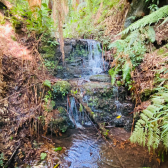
left=9, top=0, right=54, bottom=34
left=130, top=87, right=168, bottom=152
left=47, top=40, right=59, bottom=47
left=146, top=0, right=159, bottom=12
left=71, top=89, right=78, bottom=95
left=11, top=35, right=17, bottom=41
left=43, top=80, right=51, bottom=89
left=52, top=81, right=71, bottom=98
left=64, top=0, right=120, bottom=38
left=79, top=103, right=83, bottom=112
left=40, top=152, right=47, bottom=160
left=108, top=67, right=119, bottom=85
left=53, top=147, right=62, bottom=151
left=43, top=91, right=55, bottom=112
left=108, top=28, right=151, bottom=87
left=44, top=91, right=52, bottom=103
left=0, top=153, right=4, bottom=167
left=160, top=16, right=168, bottom=26
left=0, top=14, right=5, bottom=25
left=119, top=5, right=168, bottom=35
left=122, top=62, right=131, bottom=83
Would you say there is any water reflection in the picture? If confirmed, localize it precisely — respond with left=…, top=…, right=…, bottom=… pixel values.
left=53, top=127, right=115, bottom=168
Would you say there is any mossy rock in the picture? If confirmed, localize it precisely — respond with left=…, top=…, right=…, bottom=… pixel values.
left=52, top=81, right=71, bottom=98
left=83, top=82, right=111, bottom=96
left=49, top=106, right=73, bottom=133
left=89, top=74, right=111, bottom=82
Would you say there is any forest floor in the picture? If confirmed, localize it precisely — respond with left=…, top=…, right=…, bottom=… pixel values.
left=0, top=17, right=61, bottom=167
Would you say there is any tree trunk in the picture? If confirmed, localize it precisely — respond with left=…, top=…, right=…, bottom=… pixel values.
left=53, top=0, right=65, bottom=65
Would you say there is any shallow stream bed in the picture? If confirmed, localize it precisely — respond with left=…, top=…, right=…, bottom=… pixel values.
left=50, top=126, right=160, bottom=168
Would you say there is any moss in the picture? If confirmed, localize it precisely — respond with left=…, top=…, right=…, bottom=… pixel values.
left=42, top=46, right=55, bottom=59
left=57, top=106, right=66, bottom=114
left=157, top=48, right=166, bottom=55
left=163, top=52, right=168, bottom=57
left=52, top=81, right=71, bottom=98
left=11, top=35, right=17, bottom=41
left=56, top=66, right=63, bottom=70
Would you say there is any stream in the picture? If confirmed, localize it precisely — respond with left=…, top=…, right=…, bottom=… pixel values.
left=54, top=127, right=113, bottom=168
left=56, top=39, right=112, bottom=167
left=28, top=39, right=157, bottom=168
left=51, top=39, right=132, bottom=168
left=52, top=39, right=116, bottom=167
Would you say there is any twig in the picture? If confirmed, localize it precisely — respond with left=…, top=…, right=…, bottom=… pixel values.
left=41, top=135, right=52, bottom=141
left=0, top=82, right=42, bottom=103
left=4, top=140, right=21, bottom=167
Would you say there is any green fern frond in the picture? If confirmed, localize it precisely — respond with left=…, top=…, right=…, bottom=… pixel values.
left=131, top=88, right=168, bottom=152
left=143, top=109, right=154, bottom=119
left=122, top=62, right=131, bottom=83
left=108, top=66, right=120, bottom=85
left=119, top=5, right=168, bottom=35
left=109, top=40, right=125, bottom=50
left=161, top=93, right=168, bottom=102
left=146, top=105, right=158, bottom=113
left=141, top=113, right=149, bottom=122
left=159, top=16, right=168, bottom=26
left=146, top=26, right=155, bottom=43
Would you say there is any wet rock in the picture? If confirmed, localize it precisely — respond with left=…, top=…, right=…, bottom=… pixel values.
left=48, top=107, right=74, bottom=134
left=83, top=82, right=111, bottom=96
left=89, top=74, right=111, bottom=82
left=124, top=0, right=151, bottom=28
left=122, top=102, right=134, bottom=116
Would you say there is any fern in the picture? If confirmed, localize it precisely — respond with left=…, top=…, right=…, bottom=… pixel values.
left=146, top=26, right=156, bottom=43
left=108, top=28, right=148, bottom=86
left=119, top=5, right=168, bottom=35
left=108, top=66, right=120, bottom=85
left=122, top=62, right=131, bottom=83
left=159, top=16, right=168, bottom=26
left=131, top=88, right=168, bottom=152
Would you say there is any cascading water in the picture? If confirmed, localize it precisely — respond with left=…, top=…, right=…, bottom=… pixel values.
left=60, top=39, right=108, bottom=79
left=67, top=97, right=91, bottom=128
left=113, top=86, right=123, bottom=116
left=83, top=39, right=106, bottom=76
left=67, top=39, right=108, bottom=128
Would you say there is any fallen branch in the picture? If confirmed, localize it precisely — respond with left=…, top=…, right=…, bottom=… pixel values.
left=4, top=140, right=21, bottom=167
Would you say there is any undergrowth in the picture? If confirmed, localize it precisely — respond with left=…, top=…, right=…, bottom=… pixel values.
left=64, top=0, right=120, bottom=40
left=108, top=26, right=155, bottom=88
left=130, top=86, right=168, bottom=152
left=108, top=4, right=168, bottom=154
left=9, top=0, right=54, bottom=35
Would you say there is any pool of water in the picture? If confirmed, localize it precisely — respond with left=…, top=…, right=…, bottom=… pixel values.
left=53, top=127, right=115, bottom=168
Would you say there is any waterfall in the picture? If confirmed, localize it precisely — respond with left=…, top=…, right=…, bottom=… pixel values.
left=113, top=86, right=123, bottom=115
left=80, top=39, right=108, bottom=77
left=67, top=97, right=91, bottom=128
left=87, top=40, right=104, bottom=75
